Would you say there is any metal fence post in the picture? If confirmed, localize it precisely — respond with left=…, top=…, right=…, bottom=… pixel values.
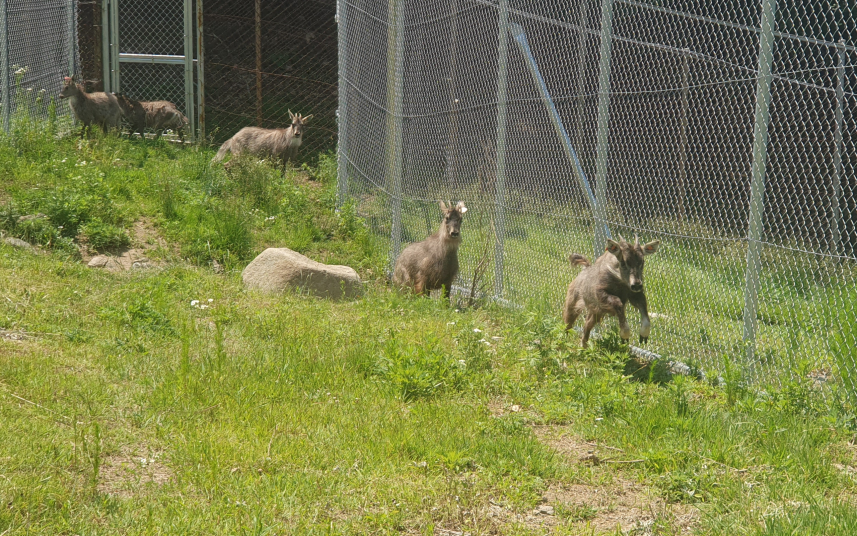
left=677, top=48, right=690, bottom=221
left=593, top=0, right=615, bottom=259
left=830, top=39, right=845, bottom=255
left=67, top=0, right=76, bottom=77
left=742, top=0, right=778, bottom=366
left=493, top=0, right=509, bottom=299
left=336, top=0, right=348, bottom=210
left=197, top=0, right=205, bottom=142
left=0, top=0, right=8, bottom=134
left=110, top=0, right=120, bottom=92
left=101, top=0, right=111, bottom=90
left=183, top=0, right=195, bottom=141
left=255, top=0, right=262, bottom=127
left=387, top=0, right=405, bottom=270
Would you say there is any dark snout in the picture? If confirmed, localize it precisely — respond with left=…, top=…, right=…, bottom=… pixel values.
left=450, top=230, right=460, bottom=238
left=630, top=281, right=643, bottom=292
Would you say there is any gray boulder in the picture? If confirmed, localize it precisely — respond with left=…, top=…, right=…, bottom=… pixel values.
left=242, top=248, right=361, bottom=300
left=4, top=237, right=32, bottom=249
left=87, top=255, right=112, bottom=268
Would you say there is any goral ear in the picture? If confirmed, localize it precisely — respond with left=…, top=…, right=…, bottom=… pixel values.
left=642, top=240, right=660, bottom=255
left=605, top=238, right=623, bottom=260
left=455, top=201, right=467, bottom=214
left=438, top=200, right=449, bottom=213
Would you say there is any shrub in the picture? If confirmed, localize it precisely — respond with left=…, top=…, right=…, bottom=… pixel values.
left=80, top=218, right=131, bottom=251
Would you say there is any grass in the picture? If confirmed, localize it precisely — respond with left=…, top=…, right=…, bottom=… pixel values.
left=1, top=121, right=857, bottom=535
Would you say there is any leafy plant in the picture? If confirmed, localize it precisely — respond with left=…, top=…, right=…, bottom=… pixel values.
left=80, top=218, right=130, bottom=251
left=373, top=334, right=469, bottom=401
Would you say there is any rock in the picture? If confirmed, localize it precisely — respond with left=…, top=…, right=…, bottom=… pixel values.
left=87, top=255, right=111, bottom=268
left=4, top=237, right=32, bottom=249
left=534, top=505, right=554, bottom=516
left=242, top=247, right=361, bottom=300
left=211, top=258, right=224, bottom=274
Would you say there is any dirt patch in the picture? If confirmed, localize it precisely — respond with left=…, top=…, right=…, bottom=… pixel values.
left=543, top=481, right=697, bottom=534
left=527, top=425, right=699, bottom=534
left=533, top=425, right=614, bottom=465
left=290, top=169, right=325, bottom=191
left=487, top=399, right=526, bottom=418
left=0, top=329, right=36, bottom=342
left=97, top=446, right=171, bottom=498
left=81, top=218, right=175, bottom=272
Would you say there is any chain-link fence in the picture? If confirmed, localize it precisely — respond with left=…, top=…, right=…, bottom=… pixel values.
left=0, top=0, right=77, bottom=132
left=338, top=0, right=857, bottom=384
left=203, top=0, right=337, bottom=159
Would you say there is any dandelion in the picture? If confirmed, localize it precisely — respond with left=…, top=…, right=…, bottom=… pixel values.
left=473, top=328, right=482, bottom=333
left=207, top=298, right=213, bottom=303
left=190, top=300, right=199, bottom=306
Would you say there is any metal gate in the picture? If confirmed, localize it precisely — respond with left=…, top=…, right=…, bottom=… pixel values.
left=101, top=0, right=203, bottom=140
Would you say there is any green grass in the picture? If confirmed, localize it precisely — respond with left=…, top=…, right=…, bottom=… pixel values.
left=1, top=122, right=857, bottom=535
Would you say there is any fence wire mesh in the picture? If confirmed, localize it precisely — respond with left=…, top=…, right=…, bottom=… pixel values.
left=339, top=0, right=857, bottom=384
left=0, top=0, right=77, bottom=132
left=203, top=0, right=338, bottom=159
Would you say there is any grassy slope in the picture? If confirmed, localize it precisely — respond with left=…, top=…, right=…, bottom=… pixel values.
left=1, top=130, right=857, bottom=535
